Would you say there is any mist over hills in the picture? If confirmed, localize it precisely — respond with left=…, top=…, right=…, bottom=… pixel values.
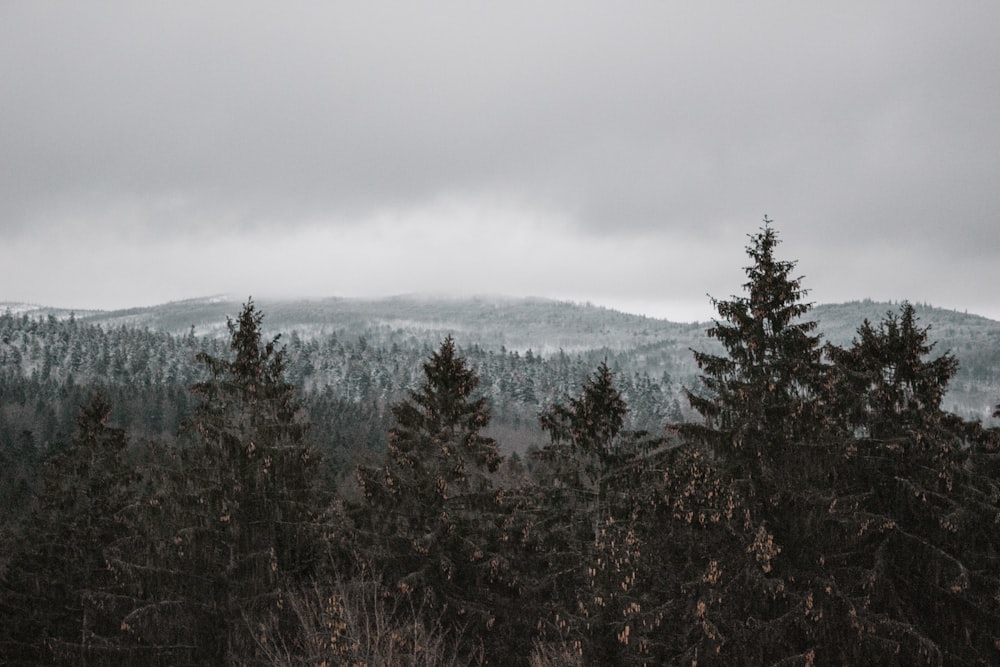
left=4, top=294, right=698, bottom=353
left=10, top=292, right=998, bottom=345
left=4, top=294, right=999, bottom=423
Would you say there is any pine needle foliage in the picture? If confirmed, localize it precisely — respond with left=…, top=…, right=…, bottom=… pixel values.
left=685, top=218, right=829, bottom=484
left=106, top=299, right=330, bottom=665
left=820, top=303, right=1000, bottom=663
left=357, top=336, right=511, bottom=654
left=0, top=391, right=133, bottom=665
left=532, top=362, right=662, bottom=664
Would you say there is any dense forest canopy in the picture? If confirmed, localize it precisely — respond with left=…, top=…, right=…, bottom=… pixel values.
left=2, top=221, right=999, bottom=665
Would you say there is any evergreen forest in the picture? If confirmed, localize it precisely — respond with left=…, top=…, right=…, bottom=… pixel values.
left=2, top=221, right=999, bottom=665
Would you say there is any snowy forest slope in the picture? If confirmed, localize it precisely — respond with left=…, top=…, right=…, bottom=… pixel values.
left=6, top=294, right=998, bottom=422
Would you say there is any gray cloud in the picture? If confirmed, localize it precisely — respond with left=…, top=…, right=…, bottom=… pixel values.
left=1, top=2, right=998, bottom=320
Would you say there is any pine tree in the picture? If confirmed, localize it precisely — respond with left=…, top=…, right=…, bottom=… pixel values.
left=827, top=301, right=959, bottom=439
left=685, top=218, right=829, bottom=483
left=357, top=336, right=509, bottom=652
left=106, top=299, right=331, bottom=664
left=820, top=303, right=1000, bottom=663
left=536, top=361, right=653, bottom=544
left=676, top=228, right=1000, bottom=663
left=531, top=362, right=661, bottom=663
left=677, top=221, right=844, bottom=664
left=0, top=391, right=133, bottom=665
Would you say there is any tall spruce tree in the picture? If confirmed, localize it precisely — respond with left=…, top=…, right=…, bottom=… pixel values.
left=0, top=391, right=133, bottom=665
left=685, top=218, right=829, bottom=483
left=531, top=362, right=662, bottom=664
left=106, top=300, right=330, bottom=665
left=357, top=336, right=510, bottom=652
left=537, top=362, right=637, bottom=538
left=820, top=303, right=1000, bottom=663
left=678, top=220, right=844, bottom=664
left=827, top=301, right=959, bottom=438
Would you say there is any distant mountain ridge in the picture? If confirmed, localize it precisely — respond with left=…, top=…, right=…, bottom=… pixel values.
left=4, top=293, right=997, bottom=344
left=2, top=295, right=703, bottom=353
left=4, top=295, right=998, bottom=422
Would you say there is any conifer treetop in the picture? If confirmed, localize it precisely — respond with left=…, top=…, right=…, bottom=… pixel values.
left=686, top=218, right=828, bottom=470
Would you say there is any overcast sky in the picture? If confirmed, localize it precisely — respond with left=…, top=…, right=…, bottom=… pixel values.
left=2, top=3, right=998, bottom=322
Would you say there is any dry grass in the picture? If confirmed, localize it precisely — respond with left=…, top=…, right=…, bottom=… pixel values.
left=254, top=573, right=484, bottom=667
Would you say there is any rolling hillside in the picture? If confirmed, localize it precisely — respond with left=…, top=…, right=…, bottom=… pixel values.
left=4, top=294, right=999, bottom=423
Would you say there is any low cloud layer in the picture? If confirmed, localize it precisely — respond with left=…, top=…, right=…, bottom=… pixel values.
left=2, top=3, right=998, bottom=321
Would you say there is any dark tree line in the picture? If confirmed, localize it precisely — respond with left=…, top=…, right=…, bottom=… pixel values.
left=0, top=305, right=681, bottom=494
left=2, top=221, right=999, bottom=665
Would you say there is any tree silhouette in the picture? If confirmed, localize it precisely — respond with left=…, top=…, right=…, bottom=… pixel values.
left=819, top=303, right=1000, bottom=663
left=106, top=299, right=330, bottom=665
left=0, top=391, right=133, bottom=665
left=531, top=362, right=663, bottom=663
left=685, top=218, right=829, bottom=486
left=357, top=336, right=509, bottom=652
